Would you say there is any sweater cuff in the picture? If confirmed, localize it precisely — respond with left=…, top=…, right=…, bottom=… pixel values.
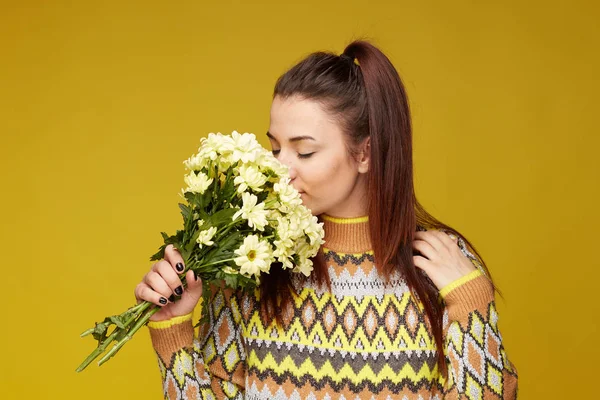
left=148, top=312, right=193, bottom=329
left=147, top=313, right=194, bottom=365
left=441, top=271, right=495, bottom=323
left=439, top=269, right=482, bottom=298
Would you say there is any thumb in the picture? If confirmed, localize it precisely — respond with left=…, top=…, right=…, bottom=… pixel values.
left=181, top=270, right=203, bottom=305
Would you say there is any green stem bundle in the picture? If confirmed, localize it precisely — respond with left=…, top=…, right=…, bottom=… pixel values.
left=76, top=256, right=241, bottom=372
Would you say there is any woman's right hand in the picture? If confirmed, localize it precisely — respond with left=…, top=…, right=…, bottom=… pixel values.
left=134, top=244, right=204, bottom=322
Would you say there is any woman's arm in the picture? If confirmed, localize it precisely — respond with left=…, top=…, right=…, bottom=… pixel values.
left=148, top=285, right=246, bottom=399
left=439, top=241, right=518, bottom=399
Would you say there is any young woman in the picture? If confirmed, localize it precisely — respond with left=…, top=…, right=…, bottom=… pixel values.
left=135, top=40, right=518, bottom=399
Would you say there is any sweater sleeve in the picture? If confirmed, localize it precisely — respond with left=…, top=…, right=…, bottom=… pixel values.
left=439, top=239, right=519, bottom=399
left=147, top=285, right=246, bottom=399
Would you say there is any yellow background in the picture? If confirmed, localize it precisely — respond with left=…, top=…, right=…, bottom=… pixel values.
left=1, top=1, right=598, bottom=398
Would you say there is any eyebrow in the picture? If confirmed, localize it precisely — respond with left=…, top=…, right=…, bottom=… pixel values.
left=266, top=131, right=316, bottom=143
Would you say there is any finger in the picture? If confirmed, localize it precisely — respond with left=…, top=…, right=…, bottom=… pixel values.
left=144, top=270, right=176, bottom=301
left=182, top=270, right=203, bottom=301
left=412, top=239, right=437, bottom=261
left=434, top=230, right=459, bottom=248
left=153, top=260, right=185, bottom=296
left=164, top=244, right=186, bottom=274
left=415, top=230, right=446, bottom=252
left=135, top=282, right=169, bottom=307
left=185, top=269, right=202, bottom=290
left=413, top=255, right=434, bottom=274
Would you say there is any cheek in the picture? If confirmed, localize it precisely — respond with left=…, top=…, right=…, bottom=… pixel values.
left=301, top=157, right=344, bottom=193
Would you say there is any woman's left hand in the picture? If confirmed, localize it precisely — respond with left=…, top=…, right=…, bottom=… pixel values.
left=412, top=230, right=477, bottom=291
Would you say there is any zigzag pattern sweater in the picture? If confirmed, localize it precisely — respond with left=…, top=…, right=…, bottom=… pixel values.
left=148, top=214, right=518, bottom=399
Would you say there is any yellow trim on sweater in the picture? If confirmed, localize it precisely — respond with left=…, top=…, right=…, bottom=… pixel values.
left=322, top=248, right=374, bottom=257
left=147, top=312, right=193, bottom=329
left=439, top=269, right=483, bottom=298
left=322, top=214, right=369, bottom=224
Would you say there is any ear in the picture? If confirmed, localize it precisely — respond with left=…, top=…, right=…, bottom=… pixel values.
left=357, top=136, right=370, bottom=174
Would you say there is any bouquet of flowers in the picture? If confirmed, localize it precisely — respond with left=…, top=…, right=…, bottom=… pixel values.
left=76, top=131, right=325, bottom=372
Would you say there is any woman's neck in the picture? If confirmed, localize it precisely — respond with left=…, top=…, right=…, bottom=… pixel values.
left=320, top=213, right=372, bottom=253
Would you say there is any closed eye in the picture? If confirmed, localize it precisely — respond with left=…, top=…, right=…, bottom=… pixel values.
left=298, top=152, right=315, bottom=159
left=271, top=150, right=315, bottom=159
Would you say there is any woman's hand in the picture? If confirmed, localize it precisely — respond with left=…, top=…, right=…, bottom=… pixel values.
left=134, top=244, right=204, bottom=322
left=412, top=230, right=476, bottom=291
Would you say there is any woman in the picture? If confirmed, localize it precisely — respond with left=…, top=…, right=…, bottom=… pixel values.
left=135, top=40, right=518, bottom=399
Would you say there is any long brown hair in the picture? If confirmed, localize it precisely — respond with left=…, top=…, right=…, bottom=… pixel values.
left=260, top=40, right=497, bottom=376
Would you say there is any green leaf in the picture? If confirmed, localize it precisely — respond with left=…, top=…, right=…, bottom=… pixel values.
left=91, top=320, right=110, bottom=342
left=218, top=230, right=242, bottom=251
left=150, top=229, right=185, bottom=261
left=202, top=231, right=241, bottom=264
left=109, top=316, right=126, bottom=329
left=184, top=231, right=199, bottom=254
left=194, top=286, right=214, bottom=328
left=221, top=174, right=236, bottom=201
left=208, top=208, right=238, bottom=227
left=223, top=273, right=239, bottom=289
left=178, top=203, right=192, bottom=221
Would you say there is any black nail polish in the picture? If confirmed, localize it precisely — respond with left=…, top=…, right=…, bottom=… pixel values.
left=176, top=262, right=184, bottom=272
left=159, top=297, right=167, bottom=305
left=174, top=286, right=183, bottom=296
left=169, top=294, right=175, bottom=303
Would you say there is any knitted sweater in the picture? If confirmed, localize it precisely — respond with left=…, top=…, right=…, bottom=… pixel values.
left=148, top=215, right=518, bottom=399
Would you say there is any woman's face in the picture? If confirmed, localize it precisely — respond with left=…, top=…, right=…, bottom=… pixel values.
left=268, top=95, right=370, bottom=217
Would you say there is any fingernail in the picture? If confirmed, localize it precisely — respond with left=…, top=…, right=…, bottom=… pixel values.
left=194, top=271, right=199, bottom=281
left=174, top=286, right=183, bottom=296
left=169, top=294, right=175, bottom=303
left=176, top=262, right=184, bottom=272
left=159, top=297, right=167, bottom=305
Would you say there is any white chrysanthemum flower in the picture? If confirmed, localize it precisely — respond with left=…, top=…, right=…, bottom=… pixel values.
left=233, top=164, right=268, bottom=193
left=304, top=215, right=325, bottom=247
left=234, top=235, right=273, bottom=277
left=216, top=150, right=234, bottom=172
left=263, top=191, right=281, bottom=211
left=184, top=171, right=213, bottom=194
left=273, top=240, right=294, bottom=270
left=274, top=177, right=302, bottom=213
left=272, top=213, right=297, bottom=270
left=232, top=192, right=269, bottom=231
left=293, top=238, right=313, bottom=259
left=230, top=131, right=262, bottom=164
left=193, top=133, right=237, bottom=173
left=183, top=153, right=206, bottom=171
left=293, top=257, right=314, bottom=277
left=257, top=151, right=289, bottom=177
left=282, top=210, right=305, bottom=239
left=196, top=226, right=217, bottom=248
left=199, top=132, right=234, bottom=160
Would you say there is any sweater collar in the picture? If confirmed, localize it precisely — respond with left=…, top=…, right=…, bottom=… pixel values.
left=320, top=213, right=372, bottom=254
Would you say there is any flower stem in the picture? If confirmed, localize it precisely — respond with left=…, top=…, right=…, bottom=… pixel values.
left=199, top=257, right=236, bottom=268
left=97, top=306, right=161, bottom=367
left=75, top=301, right=154, bottom=372
left=77, top=257, right=232, bottom=372
left=76, top=326, right=121, bottom=372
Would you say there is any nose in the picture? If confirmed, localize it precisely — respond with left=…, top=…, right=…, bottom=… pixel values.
left=276, top=151, right=298, bottom=182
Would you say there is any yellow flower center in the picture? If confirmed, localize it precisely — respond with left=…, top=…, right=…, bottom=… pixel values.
left=247, top=250, right=256, bottom=261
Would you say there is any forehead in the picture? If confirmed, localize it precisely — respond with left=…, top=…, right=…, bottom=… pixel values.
left=269, top=95, right=343, bottom=142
